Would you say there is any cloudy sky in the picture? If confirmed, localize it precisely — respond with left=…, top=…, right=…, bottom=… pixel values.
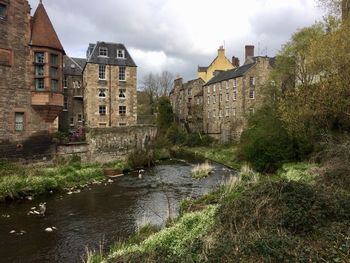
left=29, top=0, right=325, bottom=85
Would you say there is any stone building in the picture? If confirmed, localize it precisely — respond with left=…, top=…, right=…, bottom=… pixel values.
left=197, top=46, right=236, bottom=83
left=170, top=77, right=205, bottom=132
left=0, top=0, right=65, bottom=157
left=59, top=56, right=86, bottom=131
left=83, top=42, right=137, bottom=128
left=203, top=46, right=274, bottom=142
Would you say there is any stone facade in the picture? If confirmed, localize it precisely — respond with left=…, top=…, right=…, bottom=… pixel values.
left=203, top=47, right=274, bottom=142
left=170, top=78, right=205, bottom=132
left=84, top=42, right=137, bottom=128
left=86, top=125, right=157, bottom=163
left=59, top=56, right=86, bottom=131
left=197, top=46, right=236, bottom=83
left=0, top=0, right=64, bottom=157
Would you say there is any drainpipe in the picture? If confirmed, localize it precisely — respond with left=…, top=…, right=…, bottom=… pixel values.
left=109, top=65, right=112, bottom=127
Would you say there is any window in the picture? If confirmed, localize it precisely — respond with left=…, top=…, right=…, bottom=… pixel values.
left=15, top=113, right=24, bottom=132
left=99, top=105, right=106, bottom=115
left=249, top=89, right=255, bottom=99
left=188, top=88, right=192, bottom=96
left=99, top=47, right=108, bottom=57
left=219, top=82, right=222, bottom=91
left=233, top=90, right=237, bottom=101
left=99, top=65, right=106, bottom=80
left=226, top=93, right=229, bottom=101
left=219, top=110, right=223, bottom=117
left=232, top=107, right=236, bottom=117
left=233, top=79, right=237, bottom=88
left=50, top=54, right=58, bottom=66
left=224, top=81, right=228, bottom=89
left=77, top=114, right=82, bottom=122
left=35, top=52, right=44, bottom=64
left=119, top=66, right=126, bottom=81
left=207, top=111, right=210, bottom=119
left=64, top=96, right=68, bottom=110
left=35, top=65, right=44, bottom=77
left=117, top=49, right=125, bottom=58
left=213, top=95, right=216, bottom=104
left=207, top=86, right=210, bottom=93
left=119, top=123, right=127, bottom=126
left=50, top=67, right=58, bottom=78
left=213, top=84, right=216, bottom=92
left=219, top=94, right=223, bottom=102
left=213, top=109, right=216, bottom=118
left=63, top=77, right=68, bottom=88
left=225, top=107, right=229, bottom=117
left=197, top=97, right=200, bottom=105
left=73, top=81, right=81, bottom=89
left=250, top=76, right=256, bottom=86
left=51, top=80, right=59, bottom=91
left=119, top=106, right=126, bottom=116
left=249, top=107, right=255, bottom=116
left=99, top=123, right=107, bottom=127
left=99, top=88, right=106, bottom=98
left=119, top=89, right=126, bottom=99
left=70, top=117, right=74, bottom=126
left=36, top=79, right=44, bottom=90
left=0, top=3, right=6, bottom=19
left=207, top=96, right=210, bottom=105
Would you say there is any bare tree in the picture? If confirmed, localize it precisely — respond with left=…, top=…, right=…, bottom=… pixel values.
left=158, top=71, right=174, bottom=97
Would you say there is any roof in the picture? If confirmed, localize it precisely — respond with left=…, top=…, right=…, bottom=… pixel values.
left=64, top=56, right=86, bottom=76
left=30, top=2, right=65, bottom=53
left=205, top=56, right=275, bottom=86
left=198, top=66, right=208, bottom=72
left=205, top=63, right=255, bottom=86
left=87, top=42, right=137, bottom=67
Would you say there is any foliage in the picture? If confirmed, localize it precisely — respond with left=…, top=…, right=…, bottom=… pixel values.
left=156, top=97, right=174, bottom=133
left=184, top=133, right=214, bottom=147
left=238, top=105, right=312, bottom=173
left=190, top=161, right=213, bottom=179
left=165, top=123, right=187, bottom=145
left=127, top=150, right=154, bottom=169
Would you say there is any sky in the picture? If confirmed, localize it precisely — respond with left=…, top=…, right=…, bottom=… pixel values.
left=28, top=0, right=325, bottom=86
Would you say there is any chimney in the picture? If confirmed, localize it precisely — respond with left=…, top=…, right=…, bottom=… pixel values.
left=218, top=46, right=225, bottom=57
left=232, top=56, right=240, bottom=67
left=245, top=45, right=255, bottom=60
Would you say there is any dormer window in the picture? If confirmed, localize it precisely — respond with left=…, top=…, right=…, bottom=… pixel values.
left=99, top=47, right=108, bottom=57
left=117, top=49, right=125, bottom=59
left=0, top=3, right=6, bottom=20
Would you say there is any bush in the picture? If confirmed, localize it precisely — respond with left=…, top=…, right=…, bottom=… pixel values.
left=238, top=106, right=312, bottom=173
left=185, top=133, right=213, bottom=147
left=166, top=123, right=187, bottom=145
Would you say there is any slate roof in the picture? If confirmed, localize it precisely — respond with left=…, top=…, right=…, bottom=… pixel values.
left=30, top=2, right=65, bottom=53
left=63, top=56, right=86, bottom=76
left=87, top=42, right=137, bottom=67
left=205, top=63, right=255, bottom=86
left=205, top=56, right=275, bottom=86
left=198, top=66, right=208, bottom=72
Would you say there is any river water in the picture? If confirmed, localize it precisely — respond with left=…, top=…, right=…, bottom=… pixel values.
left=0, top=159, right=235, bottom=263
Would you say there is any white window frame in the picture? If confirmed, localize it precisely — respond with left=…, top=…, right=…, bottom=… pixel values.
left=15, top=112, right=24, bottom=132
left=98, top=88, right=106, bottom=98
left=213, top=95, right=216, bottom=104
left=99, top=65, right=106, bottom=80
left=233, top=90, right=237, bottom=101
left=99, top=105, right=107, bottom=116
left=249, top=89, right=255, bottom=99
left=119, top=89, right=126, bottom=99
left=119, top=66, right=126, bottom=81
left=99, top=47, right=108, bottom=57
left=117, top=49, right=125, bottom=59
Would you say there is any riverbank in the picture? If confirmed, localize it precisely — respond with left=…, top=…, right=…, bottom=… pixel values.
left=88, top=162, right=350, bottom=262
left=179, top=145, right=241, bottom=169
left=0, top=158, right=130, bottom=202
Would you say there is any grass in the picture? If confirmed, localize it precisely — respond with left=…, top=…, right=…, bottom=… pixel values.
left=191, top=161, right=213, bottom=179
left=181, top=145, right=240, bottom=169
left=0, top=158, right=130, bottom=202
left=92, top=161, right=349, bottom=262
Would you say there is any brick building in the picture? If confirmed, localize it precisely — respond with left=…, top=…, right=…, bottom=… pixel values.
left=59, top=56, right=86, bottom=131
left=84, top=42, right=137, bottom=128
left=203, top=46, right=274, bottom=142
left=0, top=0, right=64, bottom=157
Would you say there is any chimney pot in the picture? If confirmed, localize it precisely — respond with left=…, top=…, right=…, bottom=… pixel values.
left=245, top=45, right=255, bottom=60
left=232, top=56, right=240, bottom=67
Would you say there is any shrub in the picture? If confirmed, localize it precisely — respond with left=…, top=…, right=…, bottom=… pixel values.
left=191, top=161, right=213, bottom=179
left=185, top=133, right=214, bottom=147
left=166, top=123, right=187, bottom=145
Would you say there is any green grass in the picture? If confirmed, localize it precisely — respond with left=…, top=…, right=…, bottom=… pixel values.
left=93, top=160, right=350, bottom=263
left=182, top=145, right=240, bottom=169
left=0, top=159, right=130, bottom=201
left=190, top=161, right=213, bottom=179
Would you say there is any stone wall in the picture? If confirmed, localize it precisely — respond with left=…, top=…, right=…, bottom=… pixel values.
left=56, top=143, right=89, bottom=162
left=86, top=125, right=157, bottom=163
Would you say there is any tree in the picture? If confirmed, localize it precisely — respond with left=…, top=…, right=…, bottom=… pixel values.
left=156, top=97, right=174, bottom=134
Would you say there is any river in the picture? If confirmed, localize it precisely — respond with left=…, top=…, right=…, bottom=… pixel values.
left=0, top=159, right=235, bottom=263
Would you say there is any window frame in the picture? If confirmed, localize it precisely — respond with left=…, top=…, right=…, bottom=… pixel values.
left=119, top=106, right=126, bottom=116
left=98, top=88, right=106, bottom=98
left=119, top=66, right=126, bottom=81
left=99, top=47, right=108, bottom=57
left=15, top=112, right=25, bottom=132
left=0, top=3, right=7, bottom=20
left=99, top=105, right=107, bottom=116
left=117, top=49, right=125, bottom=59
left=99, top=65, right=106, bottom=80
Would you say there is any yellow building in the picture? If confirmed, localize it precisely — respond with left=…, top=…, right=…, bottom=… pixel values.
left=197, top=46, right=236, bottom=83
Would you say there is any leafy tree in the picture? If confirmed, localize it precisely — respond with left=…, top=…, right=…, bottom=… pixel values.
left=156, top=97, right=174, bottom=134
